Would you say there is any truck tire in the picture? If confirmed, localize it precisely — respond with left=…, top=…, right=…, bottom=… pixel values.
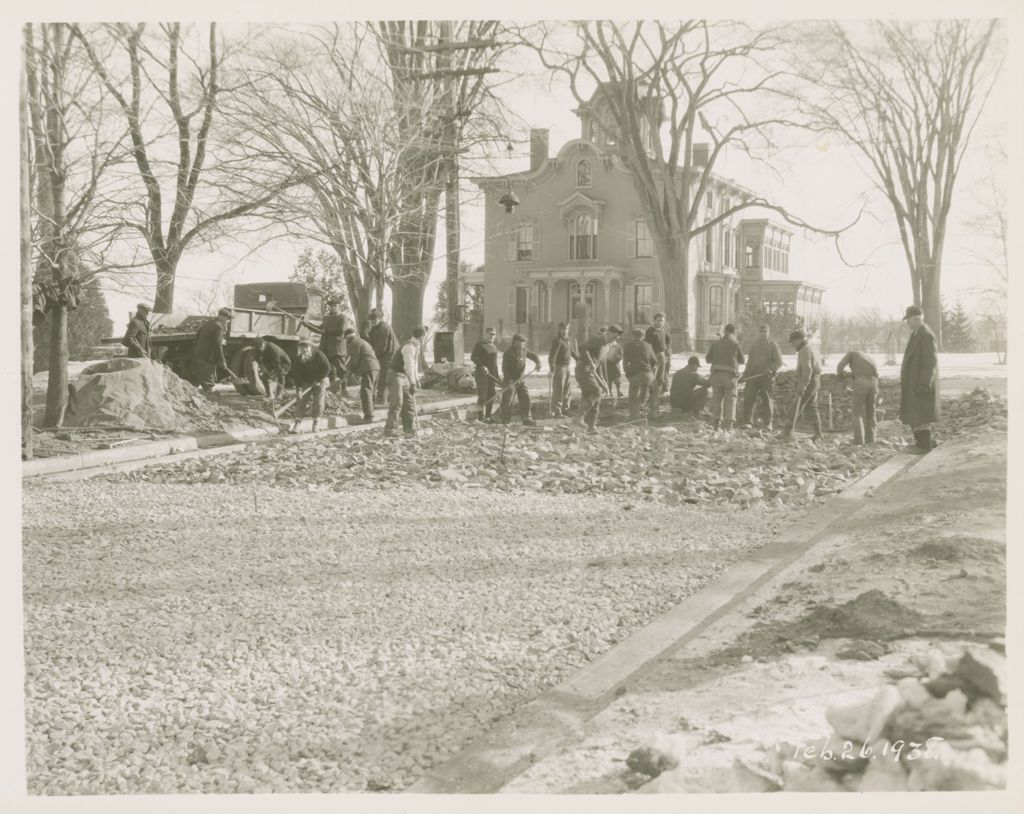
left=229, top=347, right=266, bottom=396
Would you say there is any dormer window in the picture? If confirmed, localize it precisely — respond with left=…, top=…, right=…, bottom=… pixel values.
left=576, top=159, right=592, bottom=188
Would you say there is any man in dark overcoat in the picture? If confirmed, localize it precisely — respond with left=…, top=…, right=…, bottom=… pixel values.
left=899, top=305, right=940, bottom=453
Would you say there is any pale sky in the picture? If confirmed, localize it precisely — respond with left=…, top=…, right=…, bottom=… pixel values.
left=87, top=19, right=1008, bottom=330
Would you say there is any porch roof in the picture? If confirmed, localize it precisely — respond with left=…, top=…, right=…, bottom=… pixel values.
left=514, top=265, right=629, bottom=283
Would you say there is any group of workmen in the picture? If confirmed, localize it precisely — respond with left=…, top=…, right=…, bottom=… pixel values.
left=123, top=297, right=940, bottom=453
left=468, top=303, right=940, bottom=453
left=122, top=299, right=427, bottom=438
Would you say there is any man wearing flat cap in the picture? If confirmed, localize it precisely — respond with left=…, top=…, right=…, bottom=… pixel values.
left=123, top=303, right=152, bottom=359
left=899, top=304, right=940, bottom=453
left=498, top=332, right=541, bottom=426
left=783, top=328, right=823, bottom=440
left=194, top=307, right=237, bottom=394
left=302, top=299, right=349, bottom=398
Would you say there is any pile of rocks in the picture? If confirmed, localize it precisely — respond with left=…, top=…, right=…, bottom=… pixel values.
left=939, top=388, right=1008, bottom=436
left=109, top=414, right=898, bottom=508
left=629, top=642, right=1006, bottom=792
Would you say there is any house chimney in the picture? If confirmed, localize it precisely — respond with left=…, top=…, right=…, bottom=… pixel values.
left=692, top=143, right=709, bottom=167
left=530, top=129, right=549, bottom=171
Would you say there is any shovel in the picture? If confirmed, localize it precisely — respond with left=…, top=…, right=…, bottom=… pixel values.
left=273, top=386, right=312, bottom=420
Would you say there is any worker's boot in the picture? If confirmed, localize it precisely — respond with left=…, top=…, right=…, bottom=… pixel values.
left=289, top=420, right=300, bottom=434
left=906, top=431, right=928, bottom=454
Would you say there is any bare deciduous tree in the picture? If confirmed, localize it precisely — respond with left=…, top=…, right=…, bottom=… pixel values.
left=527, top=20, right=853, bottom=349
left=377, top=20, right=509, bottom=338
left=794, top=20, right=1003, bottom=350
left=25, top=22, right=128, bottom=427
left=71, top=23, right=301, bottom=313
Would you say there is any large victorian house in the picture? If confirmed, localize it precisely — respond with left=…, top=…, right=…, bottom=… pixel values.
left=469, top=87, right=823, bottom=351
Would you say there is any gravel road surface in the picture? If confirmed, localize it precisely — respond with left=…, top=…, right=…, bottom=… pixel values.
left=23, top=479, right=799, bottom=794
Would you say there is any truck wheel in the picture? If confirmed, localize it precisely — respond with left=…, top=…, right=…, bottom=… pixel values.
left=229, top=347, right=266, bottom=396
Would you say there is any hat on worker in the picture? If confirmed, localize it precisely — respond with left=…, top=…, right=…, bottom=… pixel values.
left=343, top=327, right=356, bottom=337
left=511, top=332, right=526, bottom=342
left=788, top=329, right=806, bottom=342
left=298, top=339, right=313, bottom=349
left=687, top=355, right=701, bottom=367
left=631, top=328, right=644, bottom=338
left=903, top=305, right=924, bottom=320
left=260, top=335, right=276, bottom=343
left=368, top=309, right=381, bottom=319
left=136, top=303, right=151, bottom=312
left=217, top=307, right=232, bottom=318
left=723, top=323, right=736, bottom=334
left=607, top=323, right=623, bottom=335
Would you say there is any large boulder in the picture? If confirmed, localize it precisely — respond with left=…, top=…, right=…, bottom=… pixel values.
left=66, top=357, right=214, bottom=432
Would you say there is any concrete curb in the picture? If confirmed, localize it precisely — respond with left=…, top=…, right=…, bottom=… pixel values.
left=406, top=450, right=924, bottom=794
left=23, top=387, right=549, bottom=479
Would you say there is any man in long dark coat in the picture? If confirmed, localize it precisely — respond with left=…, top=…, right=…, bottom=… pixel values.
left=123, top=303, right=152, bottom=358
left=899, top=305, right=940, bottom=453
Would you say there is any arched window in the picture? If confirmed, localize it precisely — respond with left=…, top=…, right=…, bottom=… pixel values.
left=568, top=213, right=597, bottom=260
left=576, top=159, right=592, bottom=188
left=709, top=285, right=723, bottom=325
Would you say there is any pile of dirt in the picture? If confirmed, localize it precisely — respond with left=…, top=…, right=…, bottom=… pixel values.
left=784, top=590, right=926, bottom=641
left=65, top=358, right=216, bottom=432
left=421, top=363, right=477, bottom=393
left=939, top=388, right=1007, bottom=436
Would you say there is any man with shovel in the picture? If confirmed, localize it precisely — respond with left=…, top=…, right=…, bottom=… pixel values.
left=301, top=299, right=349, bottom=398
left=254, top=335, right=291, bottom=404
left=738, top=324, right=783, bottom=430
left=836, top=348, right=879, bottom=445
left=573, top=324, right=623, bottom=433
left=194, top=308, right=244, bottom=395
left=344, top=328, right=380, bottom=423
left=471, top=326, right=501, bottom=422
left=782, top=329, right=823, bottom=441
left=498, top=333, right=541, bottom=426
left=289, top=340, right=332, bottom=433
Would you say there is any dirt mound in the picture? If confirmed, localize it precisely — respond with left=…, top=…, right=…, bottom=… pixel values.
left=787, top=589, right=925, bottom=640
left=771, top=372, right=901, bottom=428
left=66, top=358, right=216, bottom=432
left=421, top=363, right=476, bottom=393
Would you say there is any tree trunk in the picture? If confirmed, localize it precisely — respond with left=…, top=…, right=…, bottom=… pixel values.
left=445, top=165, right=460, bottom=330
left=20, top=61, right=33, bottom=459
left=655, top=234, right=692, bottom=351
left=43, top=303, right=68, bottom=427
left=922, top=262, right=943, bottom=351
left=153, top=255, right=178, bottom=313
left=391, top=275, right=427, bottom=342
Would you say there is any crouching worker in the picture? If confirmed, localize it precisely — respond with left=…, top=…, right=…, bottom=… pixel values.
left=499, top=333, right=541, bottom=426
left=670, top=356, right=710, bottom=416
left=622, top=328, right=659, bottom=420
left=254, top=335, right=291, bottom=402
left=289, top=340, right=331, bottom=433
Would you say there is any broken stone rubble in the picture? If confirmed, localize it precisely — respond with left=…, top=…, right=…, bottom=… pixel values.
left=632, top=643, right=1007, bottom=793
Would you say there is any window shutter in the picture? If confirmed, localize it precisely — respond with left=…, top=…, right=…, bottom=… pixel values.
left=625, top=283, right=634, bottom=325
left=627, top=220, right=636, bottom=257
left=532, top=222, right=541, bottom=262
left=506, top=285, right=517, bottom=325
left=507, top=237, right=517, bottom=262
left=528, top=285, right=538, bottom=323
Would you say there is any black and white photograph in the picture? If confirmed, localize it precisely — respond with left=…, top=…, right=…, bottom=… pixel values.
left=7, top=1, right=1021, bottom=811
